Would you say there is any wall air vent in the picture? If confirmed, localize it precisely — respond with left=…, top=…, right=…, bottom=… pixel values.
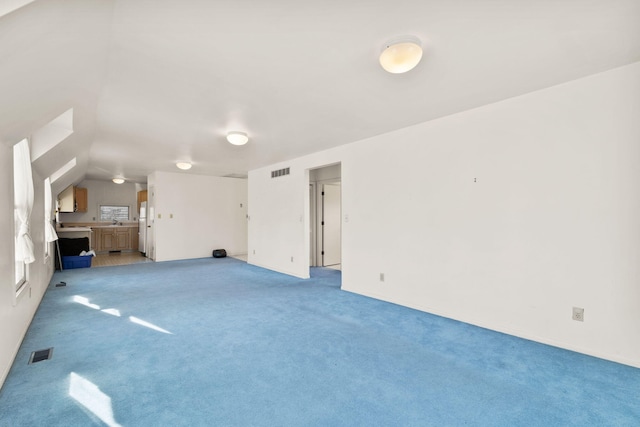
left=271, top=167, right=290, bottom=178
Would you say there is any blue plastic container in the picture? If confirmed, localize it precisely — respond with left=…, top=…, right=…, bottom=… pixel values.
left=62, top=255, right=92, bottom=269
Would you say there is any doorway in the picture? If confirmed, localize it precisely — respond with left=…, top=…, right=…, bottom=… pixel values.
left=308, top=164, right=341, bottom=269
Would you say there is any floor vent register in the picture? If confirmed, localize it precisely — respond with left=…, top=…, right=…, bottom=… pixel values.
left=29, top=348, right=54, bottom=364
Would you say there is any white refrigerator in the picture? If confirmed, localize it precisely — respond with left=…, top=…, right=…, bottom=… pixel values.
left=138, top=201, right=147, bottom=255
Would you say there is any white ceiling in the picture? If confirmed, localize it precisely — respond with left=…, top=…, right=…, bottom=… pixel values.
left=1, top=0, right=639, bottom=188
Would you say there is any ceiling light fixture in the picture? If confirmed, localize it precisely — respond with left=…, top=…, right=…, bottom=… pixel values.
left=226, top=131, right=249, bottom=146
left=379, top=36, right=423, bottom=74
left=112, top=178, right=125, bottom=184
left=176, top=162, right=192, bottom=170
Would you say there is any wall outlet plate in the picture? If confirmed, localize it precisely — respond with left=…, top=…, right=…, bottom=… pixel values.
left=572, top=307, right=584, bottom=322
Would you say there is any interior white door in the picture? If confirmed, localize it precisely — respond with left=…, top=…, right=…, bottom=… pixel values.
left=322, top=183, right=341, bottom=266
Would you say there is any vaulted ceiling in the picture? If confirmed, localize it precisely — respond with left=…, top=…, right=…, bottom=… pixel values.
left=1, top=0, right=639, bottom=192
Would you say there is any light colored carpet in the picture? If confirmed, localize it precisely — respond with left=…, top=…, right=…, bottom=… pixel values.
left=1, top=257, right=638, bottom=426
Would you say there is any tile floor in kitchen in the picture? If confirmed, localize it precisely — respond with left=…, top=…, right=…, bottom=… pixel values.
left=91, top=252, right=249, bottom=267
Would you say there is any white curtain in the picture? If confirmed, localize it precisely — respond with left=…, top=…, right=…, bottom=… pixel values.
left=44, top=177, right=58, bottom=243
left=14, top=139, right=35, bottom=264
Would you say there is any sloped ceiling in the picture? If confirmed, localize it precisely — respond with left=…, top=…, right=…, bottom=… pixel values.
left=1, top=0, right=639, bottom=190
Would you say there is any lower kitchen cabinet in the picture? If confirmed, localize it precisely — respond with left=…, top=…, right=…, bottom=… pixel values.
left=92, top=227, right=138, bottom=252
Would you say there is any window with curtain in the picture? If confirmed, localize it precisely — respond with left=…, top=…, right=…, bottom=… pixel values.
left=14, top=138, right=35, bottom=292
left=14, top=208, right=24, bottom=287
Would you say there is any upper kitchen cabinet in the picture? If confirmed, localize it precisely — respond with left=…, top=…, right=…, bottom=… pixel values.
left=58, top=185, right=88, bottom=213
left=74, top=187, right=88, bottom=212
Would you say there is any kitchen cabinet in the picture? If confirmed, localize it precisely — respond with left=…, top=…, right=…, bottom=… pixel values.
left=92, top=227, right=138, bottom=252
left=74, top=187, right=88, bottom=212
left=116, top=228, right=131, bottom=250
left=57, top=185, right=88, bottom=212
left=107, top=228, right=129, bottom=251
left=92, top=228, right=101, bottom=250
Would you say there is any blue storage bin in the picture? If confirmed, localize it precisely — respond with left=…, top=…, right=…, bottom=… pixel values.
left=62, top=255, right=92, bottom=269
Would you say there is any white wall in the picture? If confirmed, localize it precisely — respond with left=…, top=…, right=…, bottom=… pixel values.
left=0, top=0, right=112, bottom=389
left=250, top=165, right=318, bottom=277
left=0, top=144, right=55, bottom=387
left=248, top=62, right=640, bottom=367
left=151, top=172, right=247, bottom=262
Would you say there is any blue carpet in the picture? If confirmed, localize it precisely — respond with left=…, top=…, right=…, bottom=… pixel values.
left=1, top=258, right=639, bottom=426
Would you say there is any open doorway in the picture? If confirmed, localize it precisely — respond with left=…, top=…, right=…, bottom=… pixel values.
left=309, top=163, right=341, bottom=269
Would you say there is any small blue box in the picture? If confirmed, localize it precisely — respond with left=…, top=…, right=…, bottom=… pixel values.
left=62, top=255, right=92, bottom=269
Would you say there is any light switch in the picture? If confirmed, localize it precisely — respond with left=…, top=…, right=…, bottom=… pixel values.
left=158, top=213, right=161, bottom=219
left=170, top=214, right=173, bottom=219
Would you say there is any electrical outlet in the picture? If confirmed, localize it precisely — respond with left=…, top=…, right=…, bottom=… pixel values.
left=380, top=273, right=384, bottom=282
left=253, top=250, right=255, bottom=255
left=291, top=256, right=294, bottom=262
left=572, top=307, right=584, bottom=322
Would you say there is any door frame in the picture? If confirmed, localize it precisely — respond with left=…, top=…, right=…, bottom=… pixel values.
left=320, top=181, right=341, bottom=266
left=311, top=178, right=341, bottom=267
left=309, top=182, right=317, bottom=266
left=307, top=163, right=342, bottom=269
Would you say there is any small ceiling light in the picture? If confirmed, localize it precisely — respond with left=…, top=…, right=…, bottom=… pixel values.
left=112, top=178, right=125, bottom=184
left=176, top=162, right=192, bottom=170
left=227, top=131, right=249, bottom=146
left=379, top=36, right=423, bottom=74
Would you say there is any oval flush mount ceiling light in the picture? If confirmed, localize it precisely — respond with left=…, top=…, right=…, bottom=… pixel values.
left=112, top=178, right=125, bottom=184
left=379, top=35, right=423, bottom=74
left=226, top=131, right=249, bottom=146
left=176, top=162, right=192, bottom=170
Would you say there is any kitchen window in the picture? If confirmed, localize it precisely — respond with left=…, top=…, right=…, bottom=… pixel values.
left=100, top=205, right=129, bottom=222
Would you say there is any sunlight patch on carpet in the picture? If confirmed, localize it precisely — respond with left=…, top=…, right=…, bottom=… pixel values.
left=72, top=295, right=100, bottom=310
left=69, top=372, right=122, bottom=427
left=129, top=316, right=173, bottom=334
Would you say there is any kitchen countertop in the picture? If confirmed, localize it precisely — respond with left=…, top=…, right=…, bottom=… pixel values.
left=90, top=225, right=138, bottom=228
left=57, top=223, right=138, bottom=230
